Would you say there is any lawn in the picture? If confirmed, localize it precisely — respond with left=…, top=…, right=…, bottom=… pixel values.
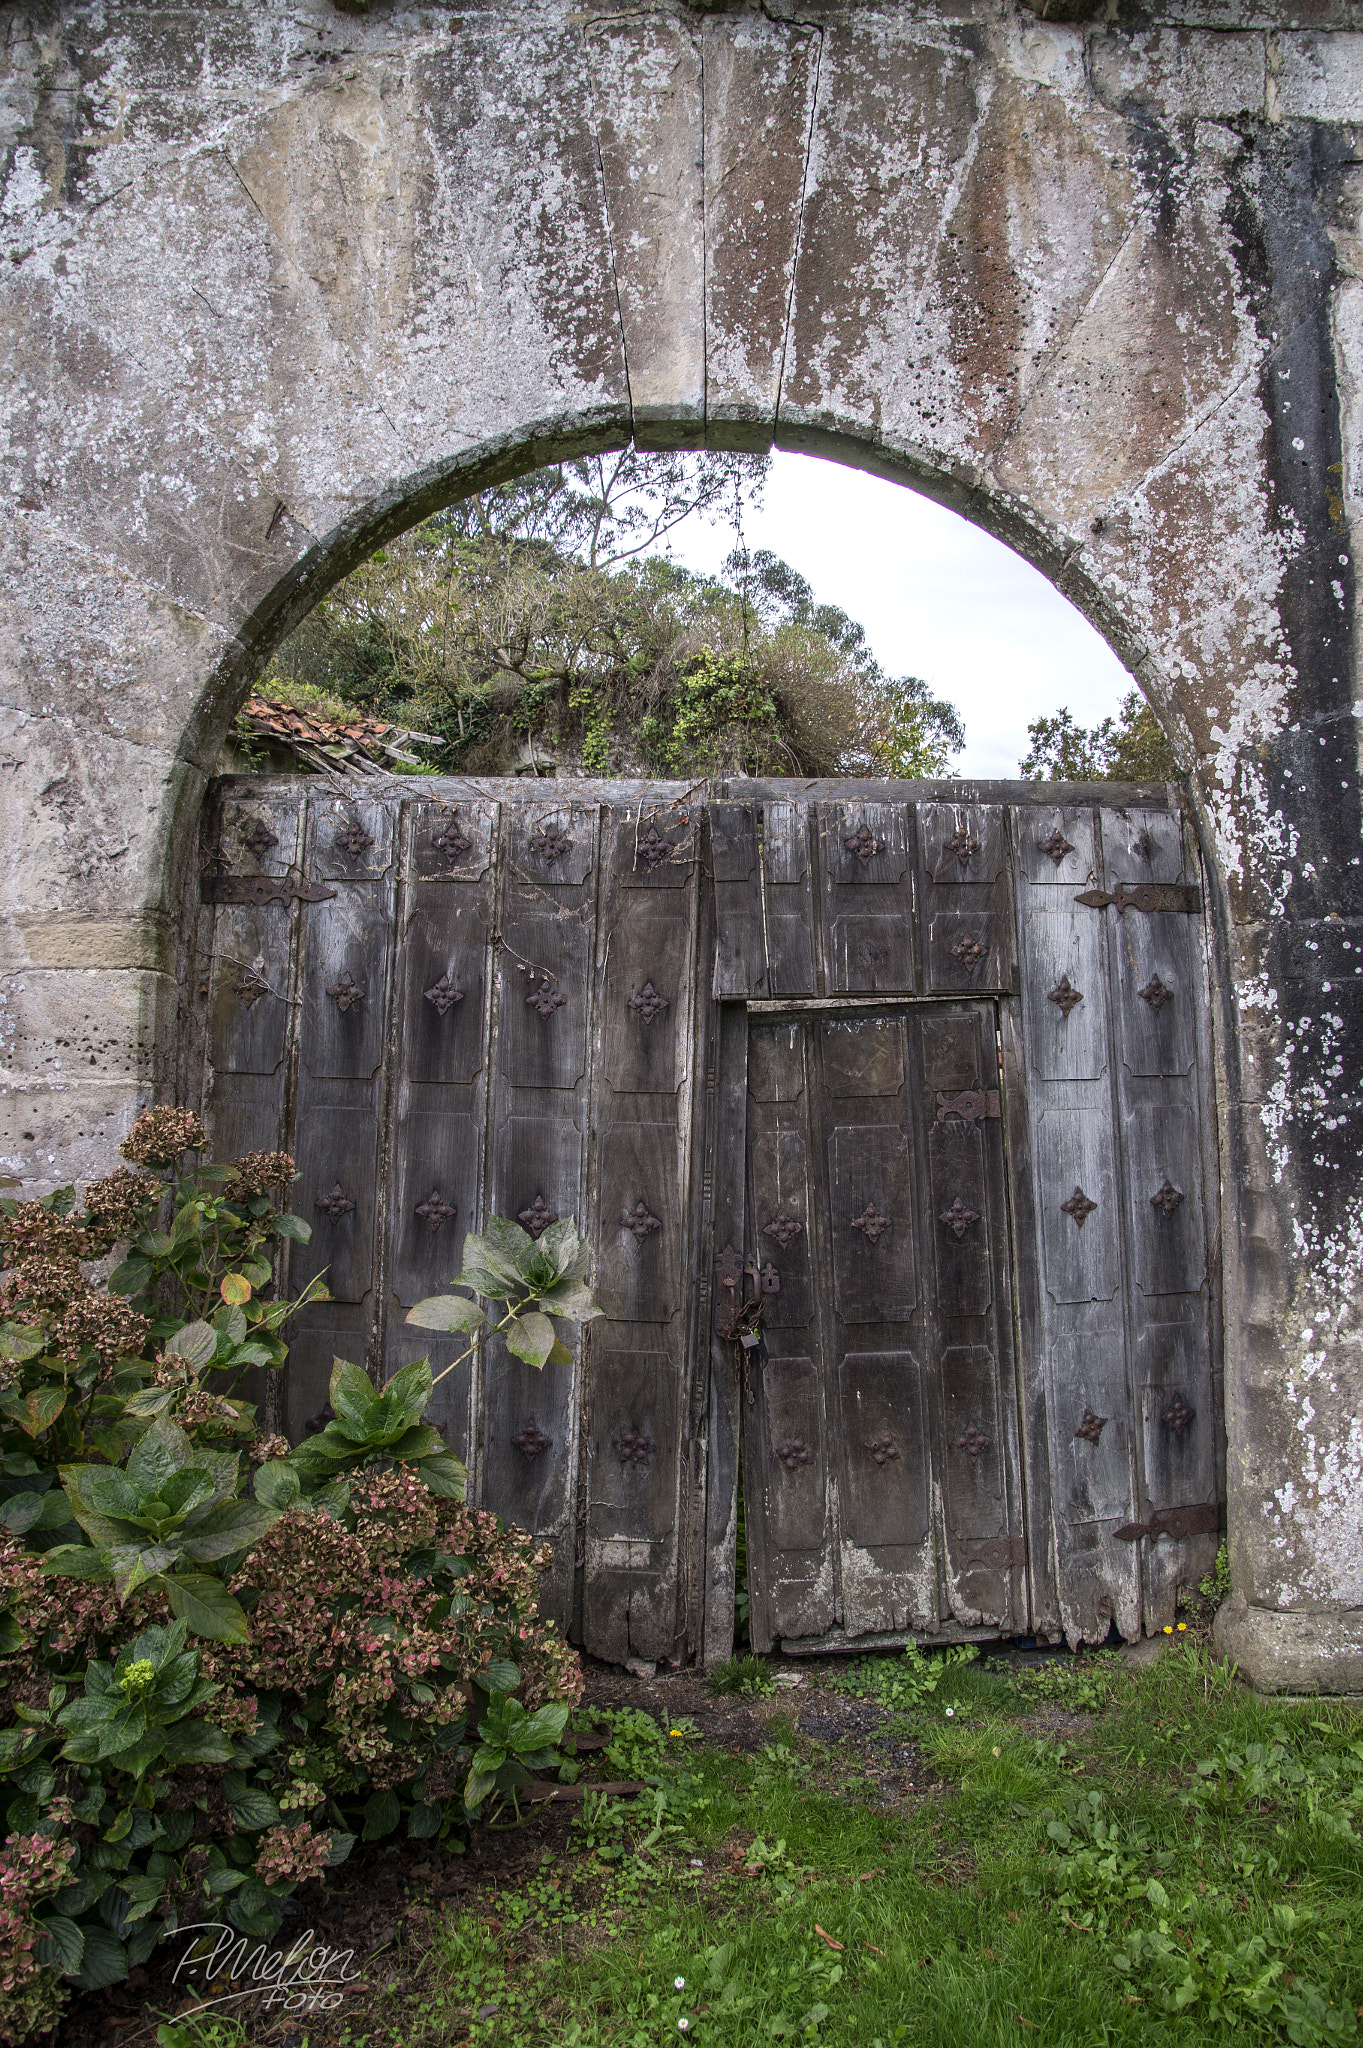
left=130, top=1628, right=1362, bottom=2048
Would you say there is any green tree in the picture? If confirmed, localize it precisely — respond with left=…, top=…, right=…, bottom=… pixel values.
left=1019, top=689, right=1175, bottom=782
left=259, top=455, right=965, bottom=781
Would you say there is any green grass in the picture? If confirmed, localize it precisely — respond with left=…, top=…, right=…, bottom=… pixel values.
left=150, top=1644, right=1363, bottom=2048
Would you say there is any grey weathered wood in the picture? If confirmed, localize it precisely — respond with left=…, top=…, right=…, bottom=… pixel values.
left=199, top=774, right=1217, bottom=1667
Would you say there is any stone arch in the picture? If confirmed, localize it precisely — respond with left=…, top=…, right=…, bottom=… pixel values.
left=2, top=0, right=1360, bottom=1689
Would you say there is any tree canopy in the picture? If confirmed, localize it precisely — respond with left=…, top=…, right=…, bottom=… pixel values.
left=1018, top=690, right=1176, bottom=783
left=255, top=451, right=965, bottom=782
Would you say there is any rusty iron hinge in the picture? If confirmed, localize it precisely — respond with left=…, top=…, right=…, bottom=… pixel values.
left=1114, top=1503, right=1221, bottom=1543
left=203, top=872, right=338, bottom=908
left=935, top=1088, right=1001, bottom=1124
left=1075, top=882, right=1202, bottom=917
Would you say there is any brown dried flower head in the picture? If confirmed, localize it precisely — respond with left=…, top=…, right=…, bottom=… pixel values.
left=55, top=1293, right=151, bottom=1368
left=180, top=1389, right=236, bottom=1430
left=0, top=1254, right=85, bottom=1319
left=249, top=1434, right=292, bottom=1466
left=81, top=1167, right=160, bottom=1247
left=224, top=1151, right=297, bottom=1200
left=0, top=1206, right=94, bottom=1264
left=120, top=1107, right=208, bottom=1169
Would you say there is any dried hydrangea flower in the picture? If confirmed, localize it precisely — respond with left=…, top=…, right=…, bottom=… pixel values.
left=223, top=1151, right=297, bottom=1200
left=53, top=1293, right=151, bottom=1367
left=249, top=1434, right=291, bottom=1465
left=0, top=1254, right=85, bottom=1318
left=119, top=1106, right=208, bottom=1168
left=81, top=1167, right=160, bottom=1247
left=0, top=1207, right=95, bottom=1263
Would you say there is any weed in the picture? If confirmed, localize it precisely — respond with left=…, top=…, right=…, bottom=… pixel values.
left=1008, top=1650, right=1121, bottom=1713
left=827, top=1641, right=978, bottom=1712
left=709, top=1653, right=777, bottom=1699
left=1199, top=1538, right=1232, bottom=1607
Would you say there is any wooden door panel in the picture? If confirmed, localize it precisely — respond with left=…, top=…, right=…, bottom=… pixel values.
left=748, top=1020, right=805, bottom=1102
left=498, top=912, right=589, bottom=1090
left=586, top=1349, right=679, bottom=1545
left=1015, top=806, right=1095, bottom=888
left=1111, top=916, right=1197, bottom=1077
left=492, top=1115, right=584, bottom=1244
left=510, top=802, right=598, bottom=886
left=292, top=1102, right=377, bottom=1304
left=710, top=800, right=765, bottom=998
left=204, top=1076, right=285, bottom=1162
left=1020, top=908, right=1107, bottom=1081
left=755, top=1351, right=834, bottom=1634
left=927, top=910, right=1009, bottom=993
left=208, top=907, right=291, bottom=1076
left=601, top=894, right=687, bottom=1095
left=829, top=1127, right=915, bottom=1322
left=1036, top=1107, right=1120, bottom=1304
left=939, top=1343, right=1005, bottom=1513
left=400, top=885, right=489, bottom=1086
left=928, top=1121, right=992, bottom=1317
left=482, top=1341, right=576, bottom=1538
left=1123, top=1103, right=1207, bottom=1297
left=750, top=1123, right=815, bottom=1328
left=820, top=1012, right=905, bottom=1099
left=1047, top=1321, right=1134, bottom=1525
left=596, top=1122, right=682, bottom=1322
left=411, top=799, right=497, bottom=882
left=921, top=801, right=1006, bottom=885
left=1137, top=1317, right=1217, bottom=1510
left=299, top=885, right=392, bottom=1080
left=389, top=1111, right=481, bottom=1308
left=308, top=795, right=397, bottom=882
left=762, top=801, right=816, bottom=996
left=827, top=914, right=914, bottom=993
left=837, top=1350, right=930, bottom=1548
left=281, top=1307, right=371, bottom=1443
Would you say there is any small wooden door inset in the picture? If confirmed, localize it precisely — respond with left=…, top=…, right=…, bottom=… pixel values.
left=741, top=1002, right=1025, bottom=1652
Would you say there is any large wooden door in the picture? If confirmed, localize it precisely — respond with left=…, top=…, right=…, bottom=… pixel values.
left=739, top=1001, right=1026, bottom=1652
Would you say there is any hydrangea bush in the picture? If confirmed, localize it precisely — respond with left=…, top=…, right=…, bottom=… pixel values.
left=0, top=1112, right=588, bottom=2043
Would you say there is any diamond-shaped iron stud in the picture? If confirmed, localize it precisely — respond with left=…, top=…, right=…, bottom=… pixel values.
left=526, top=980, right=566, bottom=1016
left=637, top=824, right=672, bottom=869
left=945, top=826, right=980, bottom=868
left=775, top=1438, right=813, bottom=1472
left=1047, top=975, right=1083, bottom=1018
left=1162, top=1394, right=1195, bottom=1436
left=423, top=972, right=464, bottom=1016
left=1138, top=974, right=1173, bottom=1013
left=865, top=1435, right=900, bottom=1467
left=1150, top=1180, right=1185, bottom=1217
left=315, top=1184, right=355, bottom=1222
left=844, top=823, right=883, bottom=865
left=622, top=1202, right=661, bottom=1241
left=628, top=982, right=669, bottom=1024
left=240, top=818, right=278, bottom=859
left=512, top=1421, right=551, bottom=1461
left=415, top=1189, right=456, bottom=1234
left=531, top=821, right=572, bottom=865
left=950, top=934, right=988, bottom=969
left=233, top=969, right=270, bottom=1009
left=851, top=1202, right=891, bottom=1243
left=432, top=816, right=471, bottom=859
left=334, top=820, right=374, bottom=858
left=956, top=1423, right=991, bottom=1459
left=1039, top=826, right=1076, bottom=867
left=763, top=1209, right=803, bottom=1249
left=938, top=1196, right=981, bottom=1239
left=619, top=1431, right=653, bottom=1466
left=1061, top=1186, right=1097, bottom=1228
left=518, top=1194, right=557, bottom=1238
left=326, top=972, right=364, bottom=1013
left=1074, top=1408, right=1108, bottom=1444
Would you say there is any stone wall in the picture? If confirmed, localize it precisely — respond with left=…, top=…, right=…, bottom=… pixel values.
left=1, top=0, right=1361, bottom=1687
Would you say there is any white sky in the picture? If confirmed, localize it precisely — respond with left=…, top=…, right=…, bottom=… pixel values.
left=662, top=449, right=1133, bottom=780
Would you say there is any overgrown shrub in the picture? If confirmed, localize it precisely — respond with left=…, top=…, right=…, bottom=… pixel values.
left=0, top=1115, right=587, bottom=2042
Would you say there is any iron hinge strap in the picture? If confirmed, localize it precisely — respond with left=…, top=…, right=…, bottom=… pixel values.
left=1075, top=883, right=1203, bottom=916
left=203, top=873, right=337, bottom=907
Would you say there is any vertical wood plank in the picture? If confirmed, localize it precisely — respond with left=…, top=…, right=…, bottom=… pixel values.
left=816, top=800, right=916, bottom=993
left=761, top=800, right=816, bottom=996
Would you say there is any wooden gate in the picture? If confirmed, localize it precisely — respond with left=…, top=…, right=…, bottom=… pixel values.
left=192, top=778, right=1221, bottom=1664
